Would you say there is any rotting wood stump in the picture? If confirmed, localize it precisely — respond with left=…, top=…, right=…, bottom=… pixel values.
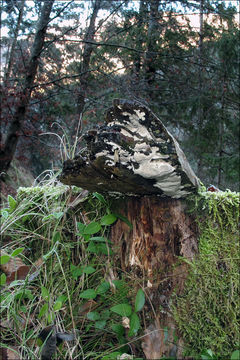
left=59, top=99, right=200, bottom=359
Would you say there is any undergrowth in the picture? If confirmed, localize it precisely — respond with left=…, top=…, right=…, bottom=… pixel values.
left=1, top=177, right=239, bottom=359
left=0, top=176, right=146, bottom=359
left=173, top=189, right=240, bottom=358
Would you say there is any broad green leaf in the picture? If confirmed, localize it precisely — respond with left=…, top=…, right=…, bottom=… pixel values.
left=70, top=264, right=83, bottom=279
left=87, top=242, right=98, bottom=254
left=0, top=273, right=6, bottom=286
left=87, top=311, right=100, bottom=321
left=110, top=303, right=132, bottom=317
left=38, top=303, right=48, bottom=319
left=83, top=222, right=101, bottom=235
left=113, top=213, right=133, bottom=229
left=231, top=350, right=240, bottom=360
left=41, top=286, right=49, bottom=299
left=96, top=281, right=110, bottom=295
left=128, top=312, right=140, bottom=337
left=11, top=247, right=24, bottom=257
left=93, top=192, right=106, bottom=204
left=53, top=300, right=62, bottom=311
left=77, top=222, right=86, bottom=233
left=57, top=295, right=67, bottom=303
left=79, top=289, right=97, bottom=299
left=8, top=195, right=17, bottom=212
left=53, top=211, right=63, bottom=219
left=95, top=320, right=106, bottom=329
left=111, top=323, right=125, bottom=336
left=82, top=266, right=96, bottom=274
left=0, top=255, right=10, bottom=265
left=100, top=214, right=117, bottom=226
left=15, top=289, right=33, bottom=300
left=97, top=243, right=113, bottom=255
left=135, top=288, right=145, bottom=312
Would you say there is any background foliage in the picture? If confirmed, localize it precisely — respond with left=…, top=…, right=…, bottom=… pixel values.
left=0, top=0, right=239, bottom=191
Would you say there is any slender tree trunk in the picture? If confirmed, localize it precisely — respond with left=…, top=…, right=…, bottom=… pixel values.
left=133, top=0, right=147, bottom=80
left=0, top=0, right=55, bottom=174
left=217, top=73, right=226, bottom=187
left=76, top=0, right=102, bottom=122
left=4, top=0, right=25, bottom=84
left=144, top=0, right=160, bottom=95
left=197, top=0, right=204, bottom=175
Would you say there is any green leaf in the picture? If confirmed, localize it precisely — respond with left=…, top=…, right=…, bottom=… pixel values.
left=113, top=213, right=133, bottom=229
left=100, top=214, right=117, bottom=226
left=101, top=352, right=122, bottom=360
left=128, top=312, right=140, bottom=337
left=11, top=247, right=24, bottom=257
left=14, top=289, right=33, bottom=300
left=82, top=266, right=96, bottom=274
left=8, top=195, right=17, bottom=212
left=93, top=192, right=106, bottom=204
left=0, top=273, right=6, bottom=286
left=135, top=288, right=145, bottom=312
left=70, top=264, right=83, bottom=279
left=96, top=281, right=110, bottom=295
left=77, top=222, right=86, bottom=233
left=38, top=303, right=48, bottom=319
left=83, top=222, right=102, bottom=235
left=87, top=311, right=100, bottom=321
left=110, top=303, right=132, bottom=317
left=41, top=286, right=49, bottom=299
left=53, top=211, right=64, bottom=219
left=111, top=323, right=125, bottom=336
left=87, top=242, right=98, bottom=254
left=95, top=320, right=106, bottom=329
left=231, top=350, right=240, bottom=360
left=97, top=243, right=113, bottom=255
left=79, top=289, right=97, bottom=299
left=0, top=255, right=10, bottom=265
left=53, top=300, right=62, bottom=311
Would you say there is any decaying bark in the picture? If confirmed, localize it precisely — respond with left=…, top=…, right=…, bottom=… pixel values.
left=60, top=99, right=199, bottom=358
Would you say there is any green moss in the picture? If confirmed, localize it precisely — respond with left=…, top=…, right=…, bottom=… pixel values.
left=173, top=189, right=239, bottom=357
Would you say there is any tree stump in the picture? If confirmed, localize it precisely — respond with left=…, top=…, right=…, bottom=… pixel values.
left=59, top=99, right=200, bottom=358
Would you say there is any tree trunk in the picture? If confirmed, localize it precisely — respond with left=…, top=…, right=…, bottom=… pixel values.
left=144, top=0, right=160, bottom=95
left=76, top=0, right=102, bottom=124
left=0, top=0, right=55, bottom=174
left=59, top=99, right=200, bottom=358
left=197, top=0, right=204, bottom=175
left=4, top=0, right=25, bottom=84
left=111, top=196, right=198, bottom=359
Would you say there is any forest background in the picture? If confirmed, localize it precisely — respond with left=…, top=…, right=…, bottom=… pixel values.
left=0, top=0, right=239, bottom=192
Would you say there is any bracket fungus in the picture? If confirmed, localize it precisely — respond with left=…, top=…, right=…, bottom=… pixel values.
left=59, top=99, right=199, bottom=198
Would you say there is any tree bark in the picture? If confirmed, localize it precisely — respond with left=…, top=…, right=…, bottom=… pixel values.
left=76, top=0, right=102, bottom=124
left=144, top=0, right=160, bottom=94
left=4, top=0, right=25, bottom=84
left=0, top=0, right=55, bottom=174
